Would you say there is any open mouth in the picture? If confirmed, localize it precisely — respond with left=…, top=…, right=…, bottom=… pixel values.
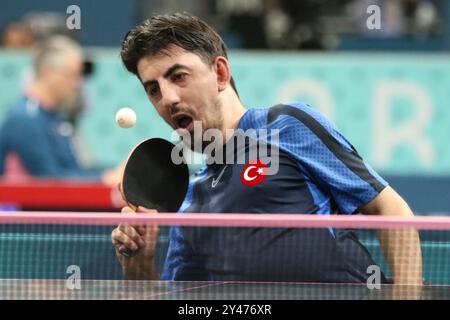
left=173, top=114, right=194, bottom=131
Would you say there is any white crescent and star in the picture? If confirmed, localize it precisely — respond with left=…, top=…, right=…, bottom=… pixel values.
left=243, top=166, right=258, bottom=181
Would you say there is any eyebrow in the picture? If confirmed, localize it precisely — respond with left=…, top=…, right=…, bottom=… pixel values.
left=142, top=64, right=189, bottom=92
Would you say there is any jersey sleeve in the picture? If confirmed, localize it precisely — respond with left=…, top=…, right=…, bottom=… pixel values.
left=268, top=103, right=388, bottom=215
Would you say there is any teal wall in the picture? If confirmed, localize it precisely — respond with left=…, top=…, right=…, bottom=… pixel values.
left=1, top=50, right=449, bottom=174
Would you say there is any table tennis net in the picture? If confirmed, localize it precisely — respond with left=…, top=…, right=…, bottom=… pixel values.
left=0, top=212, right=450, bottom=300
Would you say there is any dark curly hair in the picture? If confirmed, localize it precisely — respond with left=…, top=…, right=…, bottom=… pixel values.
left=120, top=12, right=238, bottom=95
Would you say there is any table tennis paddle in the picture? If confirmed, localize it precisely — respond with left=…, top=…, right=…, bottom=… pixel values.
left=119, top=138, right=189, bottom=257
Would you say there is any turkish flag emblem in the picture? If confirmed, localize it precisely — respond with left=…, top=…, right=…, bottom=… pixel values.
left=240, top=160, right=268, bottom=187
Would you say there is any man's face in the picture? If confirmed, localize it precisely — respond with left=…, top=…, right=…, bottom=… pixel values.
left=44, top=53, right=83, bottom=106
left=137, top=45, right=224, bottom=149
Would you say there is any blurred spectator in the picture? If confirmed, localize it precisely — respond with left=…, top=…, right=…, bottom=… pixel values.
left=11, top=10, right=97, bottom=167
left=347, top=0, right=439, bottom=38
left=276, top=0, right=327, bottom=49
left=19, top=52, right=96, bottom=168
left=210, top=0, right=441, bottom=50
left=217, top=0, right=267, bottom=48
left=2, top=11, right=81, bottom=48
left=347, top=0, right=406, bottom=37
left=0, top=35, right=119, bottom=185
left=215, top=0, right=326, bottom=49
left=1, top=22, right=35, bottom=49
left=22, top=11, right=77, bottom=41
left=263, top=0, right=292, bottom=49
left=406, top=0, right=439, bottom=37
left=7, top=11, right=93, bottom=129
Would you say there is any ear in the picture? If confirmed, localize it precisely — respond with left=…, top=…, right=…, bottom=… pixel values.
left=213, top=56, right=231, bottom=92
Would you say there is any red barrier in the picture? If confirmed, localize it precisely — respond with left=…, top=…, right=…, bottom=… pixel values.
left=0, top=179, right=125, bottom=210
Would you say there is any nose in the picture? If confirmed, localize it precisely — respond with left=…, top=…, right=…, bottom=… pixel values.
left=159, top=81, right=181, bottom=112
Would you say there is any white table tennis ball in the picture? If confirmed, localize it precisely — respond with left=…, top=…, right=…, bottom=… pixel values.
left=116, top=107, right=137, bottom=128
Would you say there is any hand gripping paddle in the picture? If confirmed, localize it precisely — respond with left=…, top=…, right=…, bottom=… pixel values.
left=119, top=138, right=189, bottom=256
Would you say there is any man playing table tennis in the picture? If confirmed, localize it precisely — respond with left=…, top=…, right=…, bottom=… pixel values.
left=112, top=13, right=422, bottom=285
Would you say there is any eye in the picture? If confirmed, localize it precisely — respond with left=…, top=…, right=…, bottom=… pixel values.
left=172, top=73, right=186, bottom=82
left=148, top=84, right=160, bottom=97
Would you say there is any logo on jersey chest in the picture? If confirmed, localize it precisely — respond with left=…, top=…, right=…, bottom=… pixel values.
left=211, top=164, right=228, bottom=188
left=240, top=160, right=268, bottom=187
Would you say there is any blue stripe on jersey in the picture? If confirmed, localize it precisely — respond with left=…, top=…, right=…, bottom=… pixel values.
left=270, top=102, right=387, bottom=191
left=265, top=103, right=387, bottom=215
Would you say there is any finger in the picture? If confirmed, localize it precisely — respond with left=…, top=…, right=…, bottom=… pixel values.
left=121, top=206, right=135, bottom=214
left=142, top=227, right=160, bottom=245
left=111, top=228, right=139, bottom=251
left=118, top=223, right=146, bottom=248
left=121, top=206, right=148, bottom=236
left=136, top=225, right=148, bottom=236
left=117, top=223, right=145, bottom=248
left=136, top=206, right=158, bottom=213
left=134, top=208, right=159, bottom=235
left=118, top=246, right=134, bottom=257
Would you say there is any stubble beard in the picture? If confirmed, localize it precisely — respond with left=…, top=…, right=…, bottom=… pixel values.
left=186, top=99, right=224, bottom=153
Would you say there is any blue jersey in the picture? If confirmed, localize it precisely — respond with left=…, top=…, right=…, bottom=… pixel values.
left=0, top=96, right=101, bottom=179
left=162, top=102, right=388, bottom=283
